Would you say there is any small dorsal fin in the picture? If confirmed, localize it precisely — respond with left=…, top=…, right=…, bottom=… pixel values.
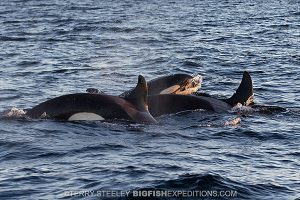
left=224, top=71, right=254, bottom=106
left=86, top=88, right=106, bottom=94
left=86, top=88, right=100, bottom=94
left=122, top=75, right=148, bottom=111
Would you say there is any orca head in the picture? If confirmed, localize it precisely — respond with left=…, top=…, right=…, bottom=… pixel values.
left=154, top=74, right=202, bottom=95
left=173, top=74, right=202, bottom=95
left=224, top=71, right=254, bottom=106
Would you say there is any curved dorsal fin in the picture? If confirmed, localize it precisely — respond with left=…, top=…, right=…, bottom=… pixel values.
left=122, top=75, right=148, bottom=111
left=224, top=71, right=254, bottom=106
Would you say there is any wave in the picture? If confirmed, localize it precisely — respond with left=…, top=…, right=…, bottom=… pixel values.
left=70, top=143, right=126, bottom=154
left=100, top=26, right=142, bottom=33
left=18, top=60, right=41, bottom=67
left=72, top=25, right=99, bottom=32
left=213, top=129, right=287, bottom=141
left=0, top=36, right=28, bottom=42
left=121, top=173, right=294, bottom=200
left=0, top=94, right=21, bottom=101
left=36, top=66, right=100, bottom=75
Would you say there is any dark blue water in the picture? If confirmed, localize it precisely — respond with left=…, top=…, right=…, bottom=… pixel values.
left=1, top=0, right=300, bottom=199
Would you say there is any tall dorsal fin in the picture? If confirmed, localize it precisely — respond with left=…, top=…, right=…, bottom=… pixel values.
left=122, top=75, right=148, bottom=111
left=224, top=71, right=254, bottom=106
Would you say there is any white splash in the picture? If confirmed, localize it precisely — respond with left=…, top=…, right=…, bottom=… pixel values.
left=225, top=117, right=241, bottom=126
left=231, top=103, right=254, bottom=115
left=4, top=107, right=27, bottom=118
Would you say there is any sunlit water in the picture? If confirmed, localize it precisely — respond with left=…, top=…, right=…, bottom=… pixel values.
left=0, top=0, right=300, bottom=199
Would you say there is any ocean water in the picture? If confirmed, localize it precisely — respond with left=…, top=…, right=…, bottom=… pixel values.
left=0, top=0, right=300, bottom=199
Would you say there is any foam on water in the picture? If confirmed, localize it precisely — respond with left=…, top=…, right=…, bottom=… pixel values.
left=4, top=107, right=27, bottom=118
left=230, top=103, right=254, bottom=115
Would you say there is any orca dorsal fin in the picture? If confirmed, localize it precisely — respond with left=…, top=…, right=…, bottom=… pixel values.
left=122, top=75, right=148, bottom=111
left=224, top=71, right=254, bottom=106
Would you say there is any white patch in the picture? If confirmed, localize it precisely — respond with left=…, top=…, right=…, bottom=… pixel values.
left=160, top=85, right=180, bottom=94
left=40, top=112, right=47, bottom=118
left=68, top=112, right=104, bottom=121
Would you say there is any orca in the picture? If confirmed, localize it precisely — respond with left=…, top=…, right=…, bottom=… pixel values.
left=26, top=75, right=157, bottom=124
left=148, top=71, right=254, bottom=117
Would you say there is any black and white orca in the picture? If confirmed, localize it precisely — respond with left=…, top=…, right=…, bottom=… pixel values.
left=26, top=75, right=157, bottom=124
left=148, top=71, right=254, bottom=117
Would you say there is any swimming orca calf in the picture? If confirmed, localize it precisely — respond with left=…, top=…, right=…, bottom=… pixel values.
left=86, top=74, right=202, bottom=96
left=148, top=71, right=253, bottom=117
left=26, top=75, right=157, bottom=124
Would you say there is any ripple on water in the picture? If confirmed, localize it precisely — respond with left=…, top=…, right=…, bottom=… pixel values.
left=120, top=173, right=295, bottom=200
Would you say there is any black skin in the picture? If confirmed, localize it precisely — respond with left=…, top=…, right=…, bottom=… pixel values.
left=148, top=95, right=231, bottom=117
left=26, top=93, right=131, bottom=120
left=26, top=75, right=157, bottom=124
